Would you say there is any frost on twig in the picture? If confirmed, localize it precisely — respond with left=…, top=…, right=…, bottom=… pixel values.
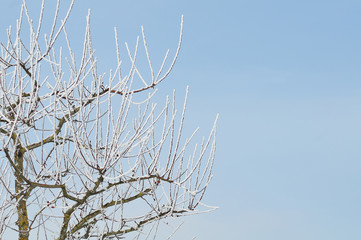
left=0, top=1, right=218, bottom=239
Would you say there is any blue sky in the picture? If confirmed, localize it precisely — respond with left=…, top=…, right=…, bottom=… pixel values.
left=1, top=0, right=361, bottom=239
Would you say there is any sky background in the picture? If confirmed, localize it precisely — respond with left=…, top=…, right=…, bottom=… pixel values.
left=1, top=0, right=361, bottom=239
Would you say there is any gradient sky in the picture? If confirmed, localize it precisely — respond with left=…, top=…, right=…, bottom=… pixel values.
left=1, top=0, right=361, bottom=239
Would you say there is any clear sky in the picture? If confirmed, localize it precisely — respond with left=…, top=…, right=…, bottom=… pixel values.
left=1, top=0, right=361, bottom=239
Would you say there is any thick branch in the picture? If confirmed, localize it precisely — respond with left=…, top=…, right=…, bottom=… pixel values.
left=101, top=209, right=187, bottom=239
left=57, top=175, right=104, bottom=240
left=70, top=188, right=152, bottom=235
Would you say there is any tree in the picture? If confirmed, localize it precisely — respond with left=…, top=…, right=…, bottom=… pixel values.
left=0, top=1, right=218, bottom=239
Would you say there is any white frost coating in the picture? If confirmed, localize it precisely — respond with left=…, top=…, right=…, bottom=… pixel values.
left=0, top=1, right=218, bottom=239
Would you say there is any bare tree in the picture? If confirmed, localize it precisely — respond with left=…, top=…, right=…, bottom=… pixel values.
left=0, top=1, right=218, bottom=239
